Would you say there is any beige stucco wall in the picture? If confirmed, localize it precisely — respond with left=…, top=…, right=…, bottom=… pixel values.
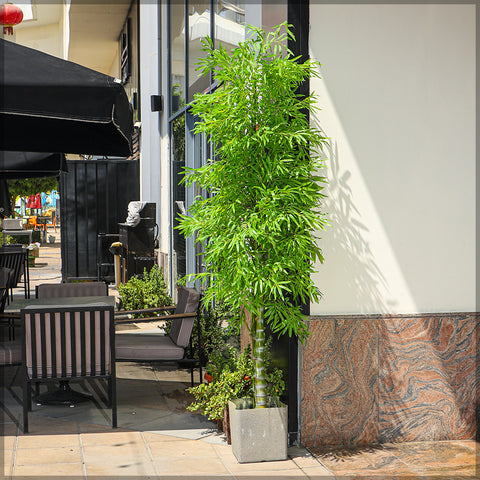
left=14, top=2, right=69, bottom=58
left=15, top=22, right=64, bottom=58
left=309, top=4, right=476, bottom=315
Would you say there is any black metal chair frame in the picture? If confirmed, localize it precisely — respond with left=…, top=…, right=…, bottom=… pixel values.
left=21, top=305, right=117, bottom=433
left=96, top=233, right=119, bottom=284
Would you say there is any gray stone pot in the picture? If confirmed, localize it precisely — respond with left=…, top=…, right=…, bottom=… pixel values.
left=228, top=400, right=288, bottom=463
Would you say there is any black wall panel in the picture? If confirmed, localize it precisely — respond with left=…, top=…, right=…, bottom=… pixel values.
left=60, top=158, right=140, bottom=282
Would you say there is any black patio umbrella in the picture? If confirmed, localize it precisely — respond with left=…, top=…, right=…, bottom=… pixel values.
left=0, top=38, right=133, bottom=157
left=0, top=151, right=67, bottom=179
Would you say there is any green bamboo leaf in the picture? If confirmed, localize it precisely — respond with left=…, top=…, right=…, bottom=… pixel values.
left=178, top=23, right=329, bottom=401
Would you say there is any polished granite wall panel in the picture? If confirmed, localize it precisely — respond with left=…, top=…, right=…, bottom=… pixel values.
left=301, top=314, right=479, bottom=447
left=477, top=319, right=480, bottom=441
left=453, top=315, right=480, bottom=440
left=300, top=317, right=378, bottom=447
left=378, top=315, right=479, bottom=442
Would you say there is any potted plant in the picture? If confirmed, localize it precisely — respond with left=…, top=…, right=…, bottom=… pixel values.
left=178, top=22, right=327, bottom=463
left=187, top=342, right=285, bottom=445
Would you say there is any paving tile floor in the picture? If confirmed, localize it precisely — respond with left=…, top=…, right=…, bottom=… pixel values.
left=2, top=234, right=479, bottom=478
left=26, top=238, right=63, bottom=288
left=311, top=441, right=479, bottom=479
left=1, top=362, right=333, bottom=479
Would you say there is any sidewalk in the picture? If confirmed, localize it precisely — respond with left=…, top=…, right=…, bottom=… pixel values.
left=26, top=240, right=62, bottom=291
left=3, top=363, right=333, bottom=479
left=3, top=236, right=333, bottom=478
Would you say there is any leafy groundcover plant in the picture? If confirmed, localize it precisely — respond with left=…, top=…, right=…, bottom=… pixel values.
left=178, top=22, right=328, bottom=408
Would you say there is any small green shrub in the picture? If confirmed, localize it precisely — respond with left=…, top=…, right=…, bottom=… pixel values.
left=118, top=265, right=173, bottom=317
left=205, top=342, right=238, bottom=381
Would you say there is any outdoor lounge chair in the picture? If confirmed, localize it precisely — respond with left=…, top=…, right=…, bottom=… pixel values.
left=0, top=338, right=22, bottom=408
left=0, top=246, right=29, bottom=300
left=0, top=269, right=21, bottom=368
left=0, top=266, right=19, bottom=340
left=0, top=269, right=22, bottom=403
left=0, top=340, right=21, bottom=368
left=0, top=296, right=24, bottom=406
left=115, top=286, right=202, bottom=386
left=21, top=304, right=116, bottom=433
left=33, top=281, right=109, bottom=404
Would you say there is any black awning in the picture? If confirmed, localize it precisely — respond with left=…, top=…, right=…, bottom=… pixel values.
left=0, top=151, right=67, bottom=179
left=0, top=39, right=133, bottom=157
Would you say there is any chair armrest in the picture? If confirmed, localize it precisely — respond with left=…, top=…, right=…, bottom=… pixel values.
left=115, top=305, right=176, bottom=316
left=115, top=311, right=196, bottom=325
left=0, top=313, right=20, bottom=319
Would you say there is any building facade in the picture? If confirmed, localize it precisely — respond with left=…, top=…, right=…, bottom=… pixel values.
left=12, top=0, right=478, bottom=446
left=138, top=0, right=478, bottom=446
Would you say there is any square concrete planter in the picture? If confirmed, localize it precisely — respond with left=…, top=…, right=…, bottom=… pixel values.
left=228, top=400, right=288, bottom=463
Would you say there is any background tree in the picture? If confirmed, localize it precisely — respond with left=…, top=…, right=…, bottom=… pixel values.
left=178, top=23, right=328, bottom=408
left=8, top=177, right=58, bottom=201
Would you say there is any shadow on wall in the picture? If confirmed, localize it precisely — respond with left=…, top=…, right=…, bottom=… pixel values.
left=318, top=134, right=390, bottom=314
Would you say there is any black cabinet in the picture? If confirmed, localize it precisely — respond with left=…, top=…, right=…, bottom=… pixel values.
left=118, top=202, right=157, bottom=280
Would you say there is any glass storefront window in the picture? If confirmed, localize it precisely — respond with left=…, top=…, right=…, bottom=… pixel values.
left=169, top=0, right=246, bottom=285
left=171, top=113, right=187, bottom=280
left=170, top=2, right=186, bottom=114
left=187, top=1, right=210, bottom=103
left=262, top=2, right=287, bottom=35
left=214, top=0, right=245, bottom=53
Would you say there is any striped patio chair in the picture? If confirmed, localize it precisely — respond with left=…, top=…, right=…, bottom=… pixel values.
left=21, top=304, right=116, bottom=433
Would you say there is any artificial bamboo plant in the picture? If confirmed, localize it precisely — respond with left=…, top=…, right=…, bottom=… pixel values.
left=178, top=23, right=328, bottom=408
